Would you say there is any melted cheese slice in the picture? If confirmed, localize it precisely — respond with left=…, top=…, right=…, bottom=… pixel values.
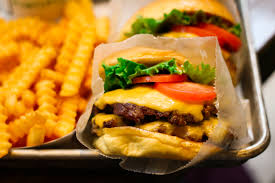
left=173, top=117, right=218, bottom=141
left=92, top=113, right=124, bottom=128
left=138, top=118, right=218, bottom=142
left=95, top=86, right=204, bottom=121
left=138, top=121, right=175, bottom=135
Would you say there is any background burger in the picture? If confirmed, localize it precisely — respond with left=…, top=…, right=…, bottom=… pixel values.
left=119, top=0, right=242, bottom=85
left=90, top=47, right=230, bottom=161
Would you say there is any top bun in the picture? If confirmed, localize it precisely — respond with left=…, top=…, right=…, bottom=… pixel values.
left=99, top=47, right=187, bottom=79
left=119, top=0, right=235, bottom=41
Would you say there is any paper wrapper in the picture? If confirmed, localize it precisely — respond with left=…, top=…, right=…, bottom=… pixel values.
left=76, top=34, right=251, bottom=174
left=108, top=0, right=247, bottom=84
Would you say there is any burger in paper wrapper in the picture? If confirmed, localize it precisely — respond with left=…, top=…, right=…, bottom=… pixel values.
left=116, top=0, right=242, bottom=85
left=90, top=46, right=233, bottom=161
left=76, top=35, right=249, bottom=174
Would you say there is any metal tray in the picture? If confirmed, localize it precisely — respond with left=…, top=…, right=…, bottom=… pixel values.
left=0, top=0, right=270, bottom=168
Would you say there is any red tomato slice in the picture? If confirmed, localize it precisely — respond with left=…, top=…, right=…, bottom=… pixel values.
left=154, top=82, right=216, bottom=103
left=172, top=24, right=241, bottom=52
left=172, top=25, right=226, bottom=48
left=132, top=74, right=188, bottom=84
left=199, top=23, right=242, bottom=52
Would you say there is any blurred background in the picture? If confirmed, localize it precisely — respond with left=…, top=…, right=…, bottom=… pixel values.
left=0, top=0, right=275, bottom=182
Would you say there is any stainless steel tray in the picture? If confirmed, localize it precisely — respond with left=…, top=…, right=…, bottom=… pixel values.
left=1, top=0, right=270, bottom=168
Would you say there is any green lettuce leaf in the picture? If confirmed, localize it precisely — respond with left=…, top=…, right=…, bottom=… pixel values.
left=103, top=58, right=180, bottom=92
left=126, top=9, right=241, bottom=37
left=228, top=24, right=241, bottom=37
left=181, top=61, right=216, bottom=85
left=103, top=58, right=146, bottom=92
left=103, top=57, right=216, bottom=92
left=128, top=58, right=180, bottom=80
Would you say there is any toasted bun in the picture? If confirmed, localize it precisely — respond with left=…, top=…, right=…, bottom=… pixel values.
left=93, top=123, right=233, bottom=161
left=119, top=0, right=235, bottom=41
left=99, top=47, right=187, bottom=79
left=94, top=127, right=206, bottom=161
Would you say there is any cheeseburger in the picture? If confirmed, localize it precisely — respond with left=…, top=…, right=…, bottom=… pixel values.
left=119, top=0, right=242, bottom=84
left=91, top=47, right=230, bottom=161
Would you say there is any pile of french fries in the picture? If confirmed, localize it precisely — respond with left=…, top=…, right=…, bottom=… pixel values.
left=0, top=0, right=109, bottom=157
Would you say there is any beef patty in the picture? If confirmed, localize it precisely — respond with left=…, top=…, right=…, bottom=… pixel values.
left=93, top=103, right=217, bottom=126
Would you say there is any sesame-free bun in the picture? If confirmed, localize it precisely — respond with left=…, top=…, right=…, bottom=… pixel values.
left=99, top=47, right=187, bottom=79
left=94, top=126, right=204, bottom=161
left=92, top=125, right=233, bottom=161
left=119, top=0, right=235, bottom=41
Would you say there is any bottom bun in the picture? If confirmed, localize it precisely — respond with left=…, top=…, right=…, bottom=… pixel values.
left=93, top=126, right=221, bottom=161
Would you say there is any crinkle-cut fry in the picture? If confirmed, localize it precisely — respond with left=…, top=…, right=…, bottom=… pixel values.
left=2, top=45, right=39, bottom=90
left=21, top=89, right=36, bottom=109
left=64, top=0, right=94, bottom=19
left=35, top=80, right=58, bottom=138
left=55, top=16, right=84, bottom=73
left=26, top=124, right=46, bottom=147
left=0, top=104, right=11, bottom=158
left=0, top=41, right=19, bottom=63
left=40, top=69, right=64, bottom=85
left=10, top=46, right=56, bottom=96
left=36, top=80, right=57, bottom=115
left=4, top=94, right=27, bottom=117
left=77, top=97, right=88, bottom=113
left=64, top=0, right=82, bottom=19
left=3, top=17, right=49, bottom=43
left=38, top=24, right=66, bottom=47
left=0, top=71, right=10, bottom=85
left=95, top=16, right=110, bottom=44
left=18, top=41, right=39, bottom=63
left=54, top=97, right=78, bottom=138
left=8, top=111, right=46, bottom=143
left=60, top=25, right=96, bottom=97
left=79, top=0, right=95, bottom=18
left=83, top=64, right=92, bottom=90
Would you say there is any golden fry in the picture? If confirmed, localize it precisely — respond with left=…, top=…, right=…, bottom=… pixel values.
left=35, top=80, right=58, bottom=138
left=0, top=41, right=19, bottom=64
left=8, top=111, right=46, bottom=143
left=64, top=0, right=94, bottom=20
left=55, top=16, right=83, bottom=73
left=64, top=0, right=82, bottom=19
left=96, top=16, right=110, bottom=44
left=18, top=41, right=39, bottom=63
left=54, top=96, right=78, bottom=138
left=77, top=97, right=88, bottom=113
left=38, top=24, right=66, bottom=47
left=40, top=69, right=64, bottom=85
left=4, top=17, right=49, bottom=43
left=0, top=0, right=104, bottom=150
left=0, top=104, right=11, bottom=158
left=21, top=90, right=36, bottom=109
left=83, top=63, right=92, bottom=90
left=60, top=25, right=96, bottom=97
left=2, top=46, right=39, bottom=90
left=10, top=46, right=56, bottom=96
left=4, top=94, right=18, bottom=116
left=26, top=124, right=46, bottom=147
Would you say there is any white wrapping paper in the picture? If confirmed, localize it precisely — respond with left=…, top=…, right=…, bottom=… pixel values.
left=108, top=0, right=247, bottom=83
left=76, top=34, right=250, bottom=174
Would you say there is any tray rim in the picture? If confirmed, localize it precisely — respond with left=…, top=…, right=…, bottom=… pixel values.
left=3, top=0, right=270, bottom=162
